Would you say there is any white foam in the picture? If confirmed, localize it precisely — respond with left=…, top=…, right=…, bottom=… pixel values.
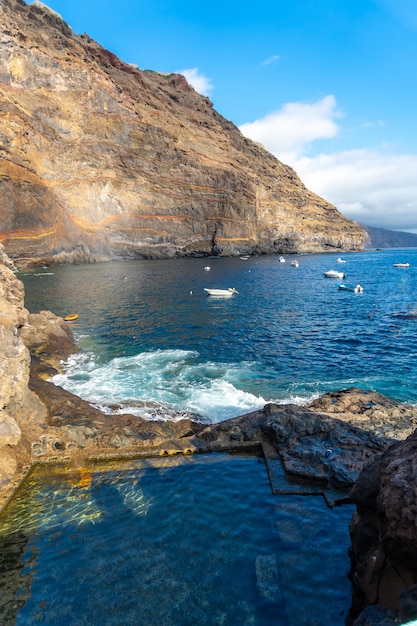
left=184, top=379, right=266, bottom=422
left=51, top=349, right=268, bottom=423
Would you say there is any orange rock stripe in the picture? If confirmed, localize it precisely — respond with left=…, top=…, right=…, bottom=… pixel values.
left=0, top=228, right=56, bottom=241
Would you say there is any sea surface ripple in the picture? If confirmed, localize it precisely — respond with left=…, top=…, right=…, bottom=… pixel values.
left=21, top=248, right=417, bottom=422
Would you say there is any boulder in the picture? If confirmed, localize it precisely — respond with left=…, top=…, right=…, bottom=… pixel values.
left=350, top=430, right=417, bottom=615
left=308, top=388, right=417, bottom=440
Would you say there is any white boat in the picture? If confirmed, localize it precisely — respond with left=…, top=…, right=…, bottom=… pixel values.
left=337, top=257, right=346, bottom=263
left=279, top=256, right=285, bottom=263
left=240, top=256, right=249, bottom=260
left=204, top=288, right=238, bottom=297
left=291, top=260, right=299, bottom=267
left=324, top=270, right=345, bottom=279
left=338, top=283, right=363, bottom=293
left=392, top=263, right=410, bottom=268
left=204, top=266, right=210, bottom=271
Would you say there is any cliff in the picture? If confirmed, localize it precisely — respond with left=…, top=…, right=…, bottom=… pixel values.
left=0, top=0, right=365, bottom=266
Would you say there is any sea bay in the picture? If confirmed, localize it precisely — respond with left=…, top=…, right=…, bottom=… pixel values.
left=20, top=248, right=417, bottom=423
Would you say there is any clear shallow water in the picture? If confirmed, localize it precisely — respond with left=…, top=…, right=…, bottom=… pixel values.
left=0, top=454, right=354, bottom=625
left=20, top=248, right=417, bottom=422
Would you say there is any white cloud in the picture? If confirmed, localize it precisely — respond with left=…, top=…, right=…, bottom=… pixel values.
left=176, top=68, right=213, bottom=96
left=260, top=54, right=280, bottom=67
left=296, top=150, right=417, bottom=232
left=239, top=96, right=417, bottom=233
left=239, top=95, right=340, bottom=164
left=360, top=120, right=385, bottom=128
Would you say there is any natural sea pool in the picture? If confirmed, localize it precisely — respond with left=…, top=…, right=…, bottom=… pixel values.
left=0, top=453, right=355, bottom=625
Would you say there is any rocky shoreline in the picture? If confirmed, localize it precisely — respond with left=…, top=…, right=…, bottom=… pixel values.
left=1, top=246, right=417, bottom=624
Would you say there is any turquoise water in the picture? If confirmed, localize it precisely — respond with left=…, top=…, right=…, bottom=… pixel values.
left=0, top=454, right=355, bottom=625
left=20, top=248, right=417, bottom=422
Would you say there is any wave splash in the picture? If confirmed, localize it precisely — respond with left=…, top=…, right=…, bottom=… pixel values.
left=51, top=349, right=269, bottom=423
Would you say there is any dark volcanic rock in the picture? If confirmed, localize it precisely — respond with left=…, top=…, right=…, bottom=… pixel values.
left=197, top=400, right=393, bottom=498
left=350, top=430, right=417, bottom=616
left=308, top=387, right=417, bottom=441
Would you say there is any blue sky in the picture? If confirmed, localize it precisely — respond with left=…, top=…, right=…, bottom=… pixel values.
left=32, top=0, right=417, bottom=233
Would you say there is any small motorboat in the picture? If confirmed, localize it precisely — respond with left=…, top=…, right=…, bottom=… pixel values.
left=204, top=266, right=210, bottom=271
left=338, top=284, right=363, bottom=293
left=279, top=256, right=286, bottom=263
left=324, top=270, right=345, bottom=279
left=337, top=257, right=346, bottom=263
left=240, top=256, right=249, bottom=260
left=291, top=260, right=299, bottom=267
left=204, top=288, right=238, bottom=297
left=392, top=263, right=410, bottom=268
left=64, top=313, right=79, bottom=321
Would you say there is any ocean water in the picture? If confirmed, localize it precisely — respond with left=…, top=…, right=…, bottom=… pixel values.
left=20, top=248, right=417, bottom=423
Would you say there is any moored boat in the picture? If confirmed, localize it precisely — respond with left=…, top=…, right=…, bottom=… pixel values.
left=392, top=263, right=410, bottom=268
left=324, top=270, right=345, bottom=279
left=338, top=284, right=363, bottom=293
left=204, top=288, right=238, bottom=297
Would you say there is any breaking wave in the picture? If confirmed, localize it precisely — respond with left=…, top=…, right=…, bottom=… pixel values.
left=51, top=349, right=269, bottom=423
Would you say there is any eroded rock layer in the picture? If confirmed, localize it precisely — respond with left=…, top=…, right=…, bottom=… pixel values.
left=0, top=0, right=365, bottom=265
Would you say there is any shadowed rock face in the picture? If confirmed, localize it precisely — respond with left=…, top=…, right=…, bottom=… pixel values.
left=350, top=431, right=417, bottom=619
left=0, top=0, right=365, bottom=266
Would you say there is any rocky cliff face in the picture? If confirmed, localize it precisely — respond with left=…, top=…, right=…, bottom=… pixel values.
left=0, top=243, right=45, bottom=501
left=0, top=242, right=80, bottom=505
left=0, top=0, right=365, bottom=266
